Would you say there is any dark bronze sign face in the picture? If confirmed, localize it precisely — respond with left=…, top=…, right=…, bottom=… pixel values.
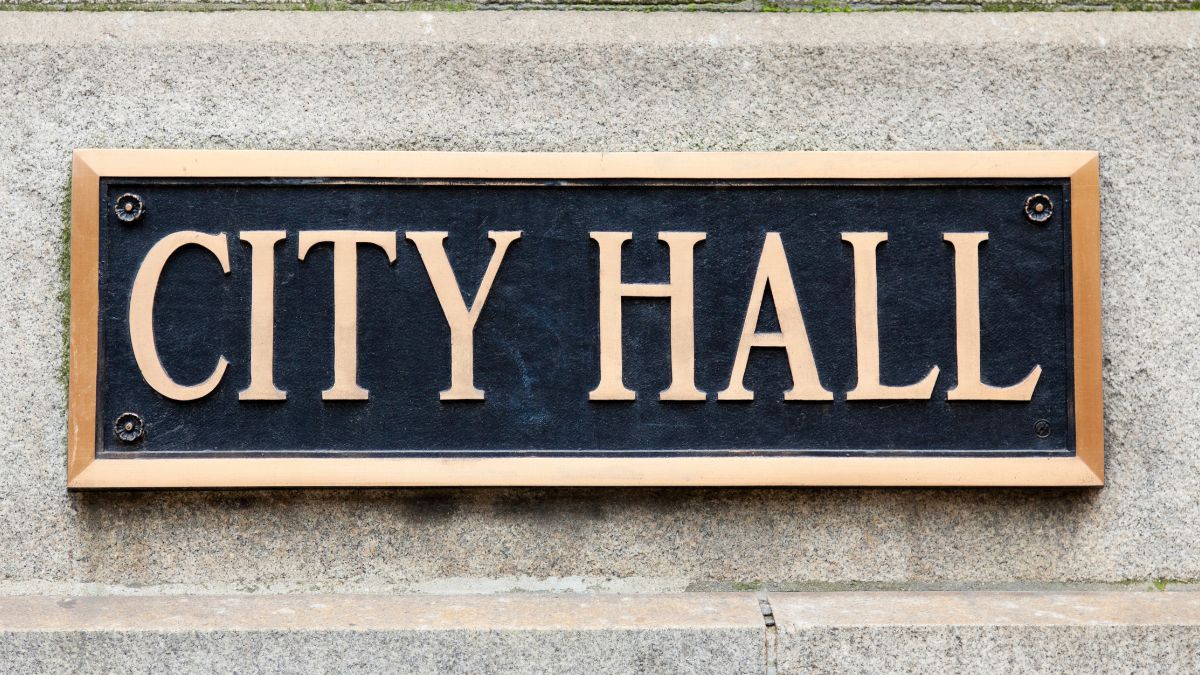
left=68, top=151, right=1102, bottom=488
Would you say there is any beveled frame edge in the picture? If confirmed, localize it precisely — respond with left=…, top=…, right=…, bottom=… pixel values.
left=1069, top=155, right=1103, bottom=483
left=67, top=152, right=100, bottom=487
left=67, top=150, right=1103, bottom=489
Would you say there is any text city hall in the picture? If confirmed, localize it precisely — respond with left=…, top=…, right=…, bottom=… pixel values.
left=128, top=229, right=1042, bottom=405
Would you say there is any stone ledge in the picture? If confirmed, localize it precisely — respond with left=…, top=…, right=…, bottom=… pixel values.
left=772, top=592, right=1200, bottom=673
left=0, top=593, right=768, bottom=673
left=0, top=592, right=766, bottom=632
left=770, top=590, right=1200, bottom=626
left=0, top=0, right=1197, bottom=9
left=1, top=12, right=1198, bottom=48
left=4, top=593, right=1200, bottom=672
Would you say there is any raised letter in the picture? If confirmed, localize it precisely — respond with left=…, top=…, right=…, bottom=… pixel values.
left=239, top=231, right=287, bottom=401
left=590, top=231, right=706, bottom=401
left=298, top=231, right=397, bottom=400
left=842, top=232, right=939, bottom=400
left=407, top=231, right=521, bottom=400
left=129, top=231, right=230, bottom=401
left=944, top=232, right=1041, bottom=401
left=718, top=233, right=832, bottom=402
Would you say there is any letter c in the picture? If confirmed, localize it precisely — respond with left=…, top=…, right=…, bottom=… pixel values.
left=128, top=231, right=230, bottom=401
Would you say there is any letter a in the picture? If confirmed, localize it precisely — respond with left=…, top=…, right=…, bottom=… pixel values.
left=719, top=233, right=831, bottom=401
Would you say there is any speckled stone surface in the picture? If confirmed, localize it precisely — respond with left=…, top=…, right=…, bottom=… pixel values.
left=0, top=13, right=1199, bottom=595
left=0, top=594, right=768, bottom=674
left=0, top=0, right=1194, bottom=10
left=3, top=631, right=766, bottom=674
left=776, top=625, right=1200, bottom=674
left=771, top=592, right=1200, bottom=673
left=4, top=591, right=1200, bottom=672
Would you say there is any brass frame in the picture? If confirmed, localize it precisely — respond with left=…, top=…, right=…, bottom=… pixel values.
left=68, top=150, right=1103, bottom=489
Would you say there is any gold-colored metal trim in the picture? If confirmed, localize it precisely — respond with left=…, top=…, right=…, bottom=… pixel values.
left=67, top=150, right=1103, bottom=489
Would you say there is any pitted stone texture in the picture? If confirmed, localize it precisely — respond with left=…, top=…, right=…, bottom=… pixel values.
left=0, top=0, right=1195, bottom=9
left=777, top=625, right=1200, bottom=673
left=0, top=594, right=767, bottom=674
left=772, top=592, right=1200, bottom=673
left=5, top=591, right=1200, bottom=673
left=4, top=631, right=765, bottom=674
left=0, top=13, right=1199, bottom=593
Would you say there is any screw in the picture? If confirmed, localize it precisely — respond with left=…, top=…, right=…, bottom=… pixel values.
left=114, top=193, right=145, bottom=223
left=1024, top=194, right=1053, bottom=224
left=114, top=412, right=145, bottom=444
left=1033, top=419, right=1051, bottom=438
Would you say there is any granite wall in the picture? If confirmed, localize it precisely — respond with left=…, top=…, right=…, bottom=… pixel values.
left=1, top=12, right=1198, bottom=597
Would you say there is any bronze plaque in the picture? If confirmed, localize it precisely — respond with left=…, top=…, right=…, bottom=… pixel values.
left=67, top=151, right=1102, bottom=488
